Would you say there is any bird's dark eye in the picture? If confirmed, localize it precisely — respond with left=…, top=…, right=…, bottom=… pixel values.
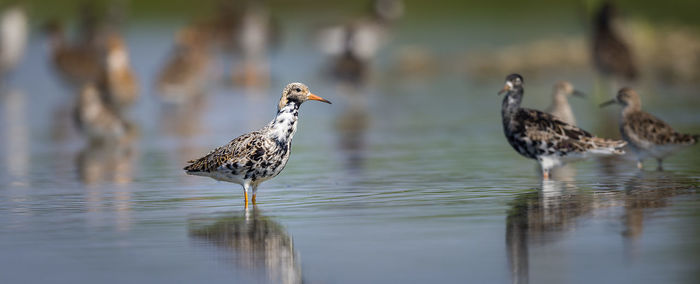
left=295, top=88, right=301, bottom=92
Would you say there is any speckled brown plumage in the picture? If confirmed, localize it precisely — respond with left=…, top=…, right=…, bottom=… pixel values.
left=184, top=82, right=331, bottom=206
left=602, top=87, right=698, bottom=169
left=184, top=129, right=290, bottom=184
left=500, top=74, right=626, bottom=179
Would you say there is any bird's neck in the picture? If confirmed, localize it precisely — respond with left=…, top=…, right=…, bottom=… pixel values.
left=502, top=88, right=523, bottom=118
left=552, top=92, right=568, bottom=106
left=267, top=102, right=300, bottom=144
left=595, top=11, right=612, bottom=34
left=622, top=101, right=642, bottom=117
left=107, top=49, right=130, bottom=72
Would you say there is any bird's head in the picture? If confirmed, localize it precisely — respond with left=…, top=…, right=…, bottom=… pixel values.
left=498, top=73, right=523, bottom=95
left=278, top=82, right=331, bottom=111
left=553, top=81, right=585, bottom=98
left=600, top=87, right=639, bottom=108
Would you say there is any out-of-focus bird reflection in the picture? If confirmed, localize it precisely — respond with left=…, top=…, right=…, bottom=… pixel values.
left=317, top=0, right=404, bottom=85
left=77, top=139, right=135, bottom=185
left=506, top=174, right=698, bottom=284
left=1, top=89, right=29, bottom=186
left=74, top=84, right=138, bottom=185
left=334, top=86, right=370, bottom=175
left=159, top=94, right=210, bottom=178
left=0, top=4, right=28, bottom=79
left=189, top=208, right=302, bottom=284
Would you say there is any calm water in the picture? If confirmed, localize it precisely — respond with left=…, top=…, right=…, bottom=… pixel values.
left=1, top=19, right=700, bottom=284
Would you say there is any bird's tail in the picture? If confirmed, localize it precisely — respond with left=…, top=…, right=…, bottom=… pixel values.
left=672, top=133, right=699, bottom=145
left=587, top=137, right=627, bottom=155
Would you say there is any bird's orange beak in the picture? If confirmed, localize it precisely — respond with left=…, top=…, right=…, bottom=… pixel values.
left=307, top=93, right=332, bottom=104
left=498, top=84, right=510, bottom=95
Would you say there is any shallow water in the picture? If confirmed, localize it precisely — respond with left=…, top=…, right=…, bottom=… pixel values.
left=1, top=20, right=700, bottom=284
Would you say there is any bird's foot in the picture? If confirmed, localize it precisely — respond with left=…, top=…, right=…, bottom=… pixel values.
left=252, top=194, right=256, bottom=205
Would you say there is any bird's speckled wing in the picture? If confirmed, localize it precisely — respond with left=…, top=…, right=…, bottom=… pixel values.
left=623, top=111, right=697, bottom=145
left=184, top=130, right=267, bottom=173
left=514, top=108, right=624, bottom=154
left=518, top=109, right=593, bottom=152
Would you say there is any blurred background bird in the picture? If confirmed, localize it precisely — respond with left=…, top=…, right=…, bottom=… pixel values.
left=544, top=81, right=585, bottom=126
left=601, top=88, right=698, bottom=170
left=74, top=84, right=132, bottom=144
left=99, top=33, right=139, bottom=114
left=316, top=0, right=404, bottom=85
left=592, top=1, right=638, bottom=88
left=157, top=26, right=213, bottom=105
left=0, top=4, right=28, bottom=79
left=44, top=20, right=103, bottom=88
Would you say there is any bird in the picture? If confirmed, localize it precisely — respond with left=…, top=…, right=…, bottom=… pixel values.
left=544, top=81, right=585, bottom=126
left=74, top=84, right=130, bottom=143
left=592, top=2, right=637, bottom=82
left=499, top=74, right=626, bottom=179
left=157, top=26, right=212, bottom=104
left=0, top=5, right=28, bottom=78
left=99, top=33, right=139, bottom=113
left=184, top=83, right=331, bottom=206
left=44, top=21, right=102, bottom=87
left=229, top=1, right=277, bottom=87
left=600, top=88, right=698, bottom=170
left=316, top=0, right=404, bottom=85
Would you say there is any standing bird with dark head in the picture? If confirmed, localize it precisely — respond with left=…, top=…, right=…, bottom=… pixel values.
left=499, top=74, right=626, bottom=179
left=184, top=83, right=331, bottom=207
left=600, top=88, right=698, bottom=170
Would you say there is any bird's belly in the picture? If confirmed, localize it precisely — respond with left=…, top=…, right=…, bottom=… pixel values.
left=189, top=170, right=245, bottom=185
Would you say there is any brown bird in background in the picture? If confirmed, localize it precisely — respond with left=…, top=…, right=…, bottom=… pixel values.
left=157, top=26, right=213, bottom=104
left=592, top=2, right=637, bottom=83
left=45, top=21, right=102, bottom=87
left=99, top=33, right=139, bottom=113
left=600, top=88, right=698, bottom=170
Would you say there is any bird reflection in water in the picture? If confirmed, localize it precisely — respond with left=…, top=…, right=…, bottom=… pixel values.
left=189, top=208, right=302, bottom=284
left=506, top=174, right=698, bottom=284
left=334, top=85, right=370, bottom=175
left=1, top=89, right=29, bottom=186
left=159, top=95, right=210, bottom=180
left=77, top=140, right=135, bottom=185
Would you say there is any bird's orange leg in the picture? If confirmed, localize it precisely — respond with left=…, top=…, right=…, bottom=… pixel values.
left=244, top=191, right=249, bottom=208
